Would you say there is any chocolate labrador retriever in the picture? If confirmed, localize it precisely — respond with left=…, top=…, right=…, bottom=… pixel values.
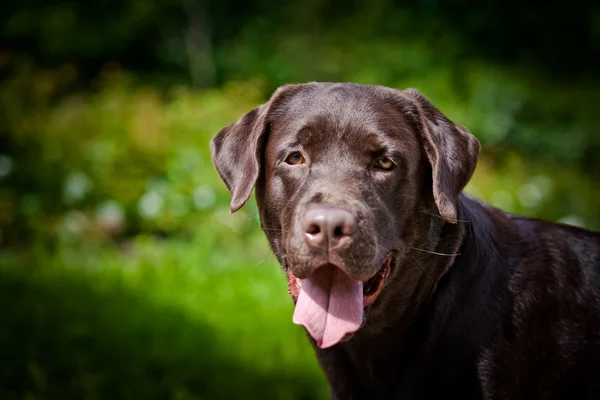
left=210, top=82, right=600, bottom=399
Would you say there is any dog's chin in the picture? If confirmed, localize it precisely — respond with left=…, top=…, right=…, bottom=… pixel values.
left=286, top=254, right=393, bottom=307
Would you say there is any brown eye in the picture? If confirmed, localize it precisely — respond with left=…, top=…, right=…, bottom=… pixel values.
left=375, top=156, right=394, bottom=170
left=285, top=152, right=305, bottom=165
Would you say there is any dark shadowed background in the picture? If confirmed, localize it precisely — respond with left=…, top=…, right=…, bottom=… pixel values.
left=1, top=0, right=599, bottom=398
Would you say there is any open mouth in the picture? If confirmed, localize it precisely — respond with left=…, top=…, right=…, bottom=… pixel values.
left=287, top=254, right=392, bottom=307
left=286, top=254, right=393, bottom=348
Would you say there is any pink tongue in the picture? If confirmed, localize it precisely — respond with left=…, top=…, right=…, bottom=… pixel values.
left=292, top=266, right=363, bottom=348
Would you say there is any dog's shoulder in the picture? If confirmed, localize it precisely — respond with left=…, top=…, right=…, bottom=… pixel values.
left=508, top=214, right=600, bottom=296
left=512, top=215, right=600, bottom=267
left=467, top=200, right=600, bottom=399
left=460, top=192, right=599, bottom=277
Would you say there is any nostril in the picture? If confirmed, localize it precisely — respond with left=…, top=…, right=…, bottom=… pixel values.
left=333, top=226, right=344, bottom=238
left=306, top=223, right=321, bottom=236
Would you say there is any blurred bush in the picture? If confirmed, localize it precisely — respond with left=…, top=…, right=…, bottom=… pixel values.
left=0, top=66, right=266, bottom=245
left=2, top=0, right=597, bottom=82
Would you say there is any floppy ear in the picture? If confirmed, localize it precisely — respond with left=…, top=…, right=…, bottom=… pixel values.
left=210, top=85, right=301, bottom=213
left=401, top=89, right=480, bottom=223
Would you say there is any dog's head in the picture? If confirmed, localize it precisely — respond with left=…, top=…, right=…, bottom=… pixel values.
left=211, top=83, right=479, bottom=348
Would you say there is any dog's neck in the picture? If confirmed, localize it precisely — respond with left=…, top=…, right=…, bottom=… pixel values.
left=313, top=194, right=518, bottom=398
left=350, top=194, right=469, bottom=337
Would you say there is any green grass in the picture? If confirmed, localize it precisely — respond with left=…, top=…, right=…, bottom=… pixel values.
left=0, top=234, right=328, bottom=400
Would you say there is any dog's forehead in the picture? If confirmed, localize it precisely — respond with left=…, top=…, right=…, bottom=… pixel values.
left=268, top=84, right=414, bottom=150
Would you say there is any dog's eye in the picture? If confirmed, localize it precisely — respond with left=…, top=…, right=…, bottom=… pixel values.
left=375, top=156, right=394, bottom=170
left=285, top=152, right=305, bottom=165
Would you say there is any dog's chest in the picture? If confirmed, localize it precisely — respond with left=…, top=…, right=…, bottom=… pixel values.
left=333, top=338, right=483, bottom=399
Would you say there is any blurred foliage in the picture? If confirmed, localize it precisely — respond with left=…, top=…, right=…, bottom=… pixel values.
left=0, top=0, right=599, bottom=398
left=1, top=64, right=598, bottom=248
left=1, top=0, right=598, bottom=82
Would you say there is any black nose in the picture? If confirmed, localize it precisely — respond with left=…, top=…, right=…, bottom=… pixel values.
left=301, top=207, right=357, bottom=250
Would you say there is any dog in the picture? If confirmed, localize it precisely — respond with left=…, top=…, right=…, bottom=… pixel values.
left=210, top=82, right=600, bottom=399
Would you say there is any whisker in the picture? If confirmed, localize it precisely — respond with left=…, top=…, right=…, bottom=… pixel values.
left=260, top=227, right=283, bottom=232
left=347, top=246, right=358, bottom=263
left=420, top=209, right=470, bottom=223
left=363, top=322, right=376, bottom=334
left=408, top=246, right=460, bottom=257
left=256, top=253, right=276, bottom=266
left=407, top=253, right=436, bottom=286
